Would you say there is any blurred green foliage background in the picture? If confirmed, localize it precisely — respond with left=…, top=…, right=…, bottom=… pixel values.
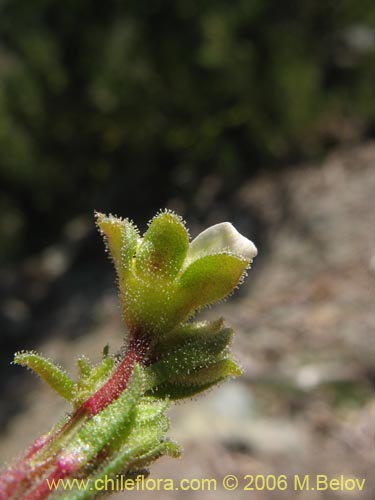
left=0, top=0, right=374, bottom=263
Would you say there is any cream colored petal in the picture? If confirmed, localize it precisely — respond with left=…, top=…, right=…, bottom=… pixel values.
left=186, top=222, right=257, bottom=264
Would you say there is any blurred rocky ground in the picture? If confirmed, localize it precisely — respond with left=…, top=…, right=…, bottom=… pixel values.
left=0, top=142, right=374, bottom=499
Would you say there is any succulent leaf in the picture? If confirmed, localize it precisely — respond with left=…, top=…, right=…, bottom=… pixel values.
left=144, top=327, right=233, bottom=391
left=146, top=380, right=222, bottom=399
left=14, top=351, right=77, bottom=402
left=173, top=357, right=242, bottom=386
left=95, top=212, right=138, bottom=277
left=178, top=253, right=249, bottom=310
left=77, top=356, right=93, bottom=379
left=135, top=211, right=189, bottom=279
left=120, top=274, right=182, bottom=335
left=145, top=358, right=241, bottom=399
left=154, top=318, right=224, bottom=349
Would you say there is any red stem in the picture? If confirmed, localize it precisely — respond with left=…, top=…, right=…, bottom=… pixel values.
left=23, top=456, right=76, bottom=500
left=81, top=338, right=146, bottom=415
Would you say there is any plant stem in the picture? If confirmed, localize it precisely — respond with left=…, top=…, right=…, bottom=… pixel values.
left=81, top=338, right=146, bottom=415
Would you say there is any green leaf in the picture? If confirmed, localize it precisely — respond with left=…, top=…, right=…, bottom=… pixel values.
left=120, top=273, right=184, bottom=335
left=57, top=397, right=180, bottom=500
left=136, top=398, right=170, bottom=424
left=146, top=358, right=241, bottom=399
left=14, top=351, right=77, bottom=401
left=76, top=356, right=93, bottom=379
left=173, top=357, right=242, bottom=386
left=147, top=380, right=222, bottom=399
left=154, top=318, right=225, bottom=350
left=144, top=327, right=233, bottom=390
left=127, top=439, right=181, bottom=471
left=57, top=440, right=180, bottom=500
left=62, top=364, right=143, bottom=464
left=89, top=356, right=115, bottom=385
left=96, top=212, right=138, bottom=277
left=178, top=253, right=249, bottom=310
left=75, top=356, right=115, bottom=406
left=135, top=211, right=189, bottom=279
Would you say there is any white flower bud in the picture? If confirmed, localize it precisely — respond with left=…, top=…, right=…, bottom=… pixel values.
left=186, top=222, right=257, bottom=265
